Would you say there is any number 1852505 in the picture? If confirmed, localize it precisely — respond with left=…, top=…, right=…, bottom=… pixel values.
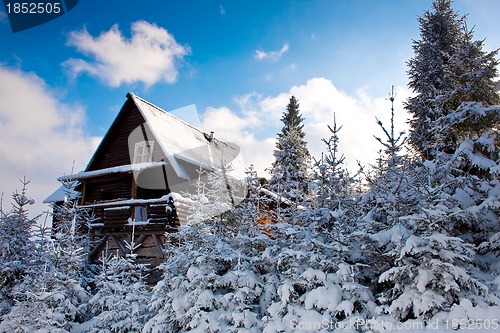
left=5, top=2, right=62, bottom=14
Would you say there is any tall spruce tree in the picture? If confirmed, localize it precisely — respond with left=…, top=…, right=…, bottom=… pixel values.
left=453, top=26, right=499, bottom=108
left=406, top=0, right=499, bottom=159
left=447, top=26, right=500, bottom=173
left=406, top=0, right=465, bottom=158
left=86, top=253, right=151, bottom=333
left=372, top=0, right=500, bottom=321
left=0, top=179, right=38, bottom=314
left=268, top=96, right=311, bottom=205
left=0, top=181, right=90, bottom=332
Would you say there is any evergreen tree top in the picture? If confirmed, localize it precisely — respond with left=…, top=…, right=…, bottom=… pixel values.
left=406, top=0, right=499, bottom=159
left=408, top=0, right=464, bottom=97
left=281, top=95, right=305, bottom=134
left=269, top=95, right=311, bottom=202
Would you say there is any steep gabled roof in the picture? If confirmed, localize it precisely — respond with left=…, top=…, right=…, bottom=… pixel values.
left=70, top=92, right=241, bottom=182
left=57, top=162, right=168, bottom=182
left=45, top=93, right=244, bottom=204
left=128, top=92, right=239, bottom=180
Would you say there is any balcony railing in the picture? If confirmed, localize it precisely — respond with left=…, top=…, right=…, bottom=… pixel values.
left=80, top=196, right=179, bottom=231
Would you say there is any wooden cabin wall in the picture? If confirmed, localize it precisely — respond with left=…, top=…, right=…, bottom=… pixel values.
left=88, top=99, right=147, bottom=171
left=136, top=187, right=168, bottom=200
left=82, top=97, right=169, bottom=203
left=83, top=177, right=133, bottom=204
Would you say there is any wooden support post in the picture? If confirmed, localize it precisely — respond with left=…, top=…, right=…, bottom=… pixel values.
left=131, top=178, right=138, bottom=220
left=135, top=234, right=147, bottom=247
left=131, top=177, right=138, bottom=199
left=161, top=160, right=170, bottom=193
left=88, top=235, right=109, bottom=262
left=110, top=235, right=128, bottom=255
left=80, top=180, right=87, bottom=206
left=152, top=234, right=165, bottom=258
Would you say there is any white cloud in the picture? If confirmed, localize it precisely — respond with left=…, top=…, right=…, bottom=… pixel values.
left=255, top=43, right=289, bottom=62
left=219, top=5, right=226, bottom=15
left=201, top=106, right=275, bottom=176
left=286, top=63, right=298, bottom=72
left=63, top=21, right=190, bottom=87
left=0, top=66, right=97, bottom=217
left=0, top=10, right=7, bottom=22
left=260, top=78, right=412, bottom=170
left=201, top=78, right=412, bottom=176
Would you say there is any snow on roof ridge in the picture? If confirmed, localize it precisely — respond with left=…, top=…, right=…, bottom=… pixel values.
left=57, top=161, right=168, bottom=182
left=129, top=92, right=236, bottom=152
left=128, top=92, right=209, bottom=137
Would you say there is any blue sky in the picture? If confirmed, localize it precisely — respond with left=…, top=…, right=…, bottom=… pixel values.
left=0, top=0, right=499, bottom=215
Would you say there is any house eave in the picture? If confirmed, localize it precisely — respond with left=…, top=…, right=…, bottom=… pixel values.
left=57, top=161, right=168, bottom=182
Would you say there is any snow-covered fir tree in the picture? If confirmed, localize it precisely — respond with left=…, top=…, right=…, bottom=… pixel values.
left=401, top=0, right=500, bottom=319
left=374, top=87, right=407, bottom=170
left=145, top=134, right=376, bottom=333
left=0, top=181, right=89, bottom=332
left=84, top=252, right=151, bottom=333
left=145, top=215, right=376, bottom=333
left=145, top=223, right=268, bottom=333
left=406, top=0, right=499, bottom=160
left=1, top=0, right=499, bottom=330
left=367, top=0, right=500, bottom=318
left=406, top=0, right=465, bottom=158
left=310, top=114, right=363, bottom=258
left=261, top=222, right=375, bottom=333
left=50, top=180, right=91, bottom=281
left=182, top=161, right=245, bottom=237
left=452, top=25, right=499, bottom=109
left=362, top=136, right=498, bottom=323
left=242, top=164, right=263, bottom=226
left=312, top=114, right=347, bottom=213
left=0, top=261, right=89, bottom=333
left=357, top=92, right=420, bottom=297
left=376, top=154, right=495, bottom=321
left=268, top=96, right=311, bottom=207
left=360, top=89, right=414, bottom=233
left=0, top=179, right=38, bottom=316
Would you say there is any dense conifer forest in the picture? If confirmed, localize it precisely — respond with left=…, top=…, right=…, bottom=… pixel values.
left=1, top=0, right=499, bottom=331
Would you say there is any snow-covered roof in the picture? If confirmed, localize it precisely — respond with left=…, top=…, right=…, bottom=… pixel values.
left=129, top=93, right=241, bottom=180
left=258, top=188, right=294, bottom=206
left=43, top=184, right=80, bottom=203
left=57, top=161, right=168, bottom=182
left=46, top=93, right=244, bottom=203
left=79, top=194, right=172, bottom=209
left=43, top=186, right=68, bottom=204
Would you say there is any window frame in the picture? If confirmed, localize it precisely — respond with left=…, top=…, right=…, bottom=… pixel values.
left=133, top=140, right=154, bottom=164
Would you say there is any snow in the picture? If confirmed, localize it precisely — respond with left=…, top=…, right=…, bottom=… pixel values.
left=371, top=224, right=412, bottom=247
left=452, top=188, right=475, bottom=209
left=57, top=161, right=167, bottom=182
left=130, top=93, right=245, bottom=180
left=126, top=219, right=150, bottom=226
left=302, top=268, right=326, bottom=283
left=43, top=186, right=67, bottom=203
left=10, top=18, right=500, bottom=330
left=79, top=194, right=172, bottom=209
left=304, top=284, right=342, bottom=312
left=458, top=139, right=496, bottom=171
left=104, top=206, right=131, bottom=211
left=43, top=183, right=79, bottom=203
left=259, top=187, right=294, bottom=206
left=416, top=269, right=435, bottom=293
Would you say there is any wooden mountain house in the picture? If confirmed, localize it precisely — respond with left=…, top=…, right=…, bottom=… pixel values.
left=45, top=92, right=240, bottom=265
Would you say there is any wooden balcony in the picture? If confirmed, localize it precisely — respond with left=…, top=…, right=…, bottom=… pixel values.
left=80, top=196, right=180, bottom=234
left=80, top=196, right=184, bottom=268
